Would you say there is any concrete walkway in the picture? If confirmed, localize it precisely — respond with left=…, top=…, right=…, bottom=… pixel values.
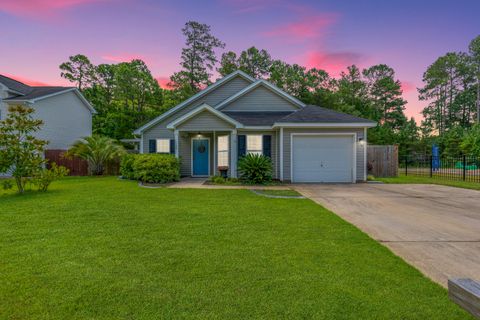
left=294, top=183, right=480, bottom=287
left=167, top=177, right=290, bottom=190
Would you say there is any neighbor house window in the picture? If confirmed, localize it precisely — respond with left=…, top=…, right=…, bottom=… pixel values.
left=247, top=135, right=263, bottom=155
left=217, top=135, right=229, bottom=167
left=156, top=138, right=170, bottom=153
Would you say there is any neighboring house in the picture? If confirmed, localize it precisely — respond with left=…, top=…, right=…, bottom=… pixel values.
left=0, top=74, right=95, bottom=150
left=134, top=71, right=376, bottom=183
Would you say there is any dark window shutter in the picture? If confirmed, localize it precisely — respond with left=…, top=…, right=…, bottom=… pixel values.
left=263, top=135, right=272, bottom=158
left=170, top=139, right=175, bottom=155
left=238, top=135, right=246, bottom=158
left=149, top=139, right=156, bottom=153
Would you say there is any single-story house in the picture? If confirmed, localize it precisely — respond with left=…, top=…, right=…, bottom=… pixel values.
left=0, top=74, right=95, bottom=150
left=134, top=71, right=376, bottom=183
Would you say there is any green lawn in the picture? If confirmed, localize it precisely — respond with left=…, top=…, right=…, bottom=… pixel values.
left=0, top=177, right=472, bottom=319
left=377, top=174, right=480, bottom=191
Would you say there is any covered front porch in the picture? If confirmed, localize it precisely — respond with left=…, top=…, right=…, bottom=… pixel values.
left=176, top=130, right=237, bottom=178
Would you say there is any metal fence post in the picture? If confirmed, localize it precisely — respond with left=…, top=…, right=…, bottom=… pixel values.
left=463, top=155, right=466, bottom=181
left=430, top=155, right=433, bottom=178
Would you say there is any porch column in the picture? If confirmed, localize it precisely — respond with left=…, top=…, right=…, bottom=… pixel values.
left=213, top=131, right=216, bottom=176
left=230, top=130, right=237, bottom=178
left=174, top=129, right=179, bottom=158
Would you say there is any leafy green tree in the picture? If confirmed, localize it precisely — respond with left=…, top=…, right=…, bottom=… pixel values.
left=461, top=124, right=480, bottom=156
left=469, top=35, right=480, bottom=123
left=0, top=105, right=47, bottom=193
left=217, top=51, right=238, bottom=76
left=363, top=64, right=407, bottom=129
left=170, top=21, right=225, bottom=91
left=217, top=47, right=272, bottom=79
left=59, top=54, right=96, bottom=91
left=238, top=47, right=272, bottom=78
left=66, top=135, right=125, bottom=175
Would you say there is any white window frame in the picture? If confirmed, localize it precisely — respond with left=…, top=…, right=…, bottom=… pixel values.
left=217, top=135, right=229, bottom=167
left=156, top=138, right=170, bottom=154
left=246, top=134, right=263, bottom=155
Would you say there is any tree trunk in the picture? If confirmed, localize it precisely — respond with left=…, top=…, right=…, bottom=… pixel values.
left=15, top=176, right=24, bottom=194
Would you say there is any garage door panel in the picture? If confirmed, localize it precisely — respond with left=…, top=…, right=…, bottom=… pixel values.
left=292, top=135, right=354, bottom=183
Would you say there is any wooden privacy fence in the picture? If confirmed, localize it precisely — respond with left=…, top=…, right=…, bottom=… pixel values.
left=367, top=145, right=398, bottom=177
left=45, top=149, right=88, bottom=176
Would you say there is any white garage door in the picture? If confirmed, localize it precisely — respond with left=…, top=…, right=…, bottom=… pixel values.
left=292, top=135, right=355, bottom=183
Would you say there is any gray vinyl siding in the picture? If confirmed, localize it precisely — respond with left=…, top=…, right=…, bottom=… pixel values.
left=177, top=111, right=235, bottom=131
left=281, top=128, right=365, bottom=182
left=221, top=86, right=299, bottom=112
left=27, top=91, right=92, bottom=150
left=142, top=76, right=250, bottom=152
left=237, top=130, right=278, bottom=179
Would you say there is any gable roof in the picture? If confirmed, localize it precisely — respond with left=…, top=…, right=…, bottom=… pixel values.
left=4, top=87, right=74, bottom=101
left=214, top=80, right=306, bottom=110
left=167, top=104, right=243, bottom=129
left=0, top=74, right=32, bottom=95
left=273, top=105, right=376, bottom=127
left=134, top=70, right=255, bottom=134
left=223, top=111, right=293, bottom=126
left=0, top=74, right=96, bottom=114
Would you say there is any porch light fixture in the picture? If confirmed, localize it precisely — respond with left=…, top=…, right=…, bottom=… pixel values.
left=358, top=137, right=365, bottom=145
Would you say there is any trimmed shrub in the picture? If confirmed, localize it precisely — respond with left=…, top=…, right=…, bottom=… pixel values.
left=132, top=154, right=180, bottom=184
left=32, top=163, right=69, bottom=192
left=238, top=153, right=272, bottom=184
left=120, top=154, right=136, bottom=179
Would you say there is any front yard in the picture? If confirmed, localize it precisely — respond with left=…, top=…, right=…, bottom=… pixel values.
left=0, top=177, right=472, bottom=319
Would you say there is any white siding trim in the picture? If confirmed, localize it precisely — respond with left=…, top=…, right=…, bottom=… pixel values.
left=230, top=130, right=237, bottom=178
left=290, top=133, right=357, bottom=183
left=166, top=103, right=243, bottom=129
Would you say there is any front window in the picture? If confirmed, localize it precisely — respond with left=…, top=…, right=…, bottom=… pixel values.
left=217, top=135, right=229, bottom=167
left=247, top=135, right=262, bottom=155
left=156, top=138, right=170, bottom=153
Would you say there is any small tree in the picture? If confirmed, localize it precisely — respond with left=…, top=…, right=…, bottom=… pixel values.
left=461, top=124, right=480, bottom=157
left=66, top=135, right=125, bottom=175
left=0, top=105, right=47, bottom=193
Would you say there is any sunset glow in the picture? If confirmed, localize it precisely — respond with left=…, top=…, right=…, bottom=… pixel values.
left=1, top=0, right=478, bottom=121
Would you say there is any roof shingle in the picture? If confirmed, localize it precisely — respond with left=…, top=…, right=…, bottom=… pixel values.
left=276, top=105, right=375, bottom=124
left=223, top=111, right=294, bottom=126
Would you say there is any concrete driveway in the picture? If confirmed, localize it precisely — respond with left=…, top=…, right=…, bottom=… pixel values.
left=294, top=183, right=480, bottom=287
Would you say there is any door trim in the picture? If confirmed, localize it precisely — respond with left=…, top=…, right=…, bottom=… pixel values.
left=191, top=137, right=210, bottom=177
left=290, top=133, right=357, bottom=183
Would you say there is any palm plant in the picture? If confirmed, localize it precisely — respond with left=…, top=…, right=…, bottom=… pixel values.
left=66, top=135, right=125, bottom=175
left=238, top=153, right=273, bottom=184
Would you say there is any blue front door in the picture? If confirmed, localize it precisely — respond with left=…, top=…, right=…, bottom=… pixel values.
left=193, top=139, right=209, bottom=176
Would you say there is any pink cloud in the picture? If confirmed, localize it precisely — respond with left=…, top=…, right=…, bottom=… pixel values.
left=400, top=81, right=416, bottom=93
left=101, top=54, right=149, bottom=63
left=0, top=0, right=103, bottom=18
left=262, top=14, right=338, bottom=40
left=305, top=51, right=364, bottom=76
left=3, top=73, right=50, bottom=86
left=155, top=76, right=172, bottom=90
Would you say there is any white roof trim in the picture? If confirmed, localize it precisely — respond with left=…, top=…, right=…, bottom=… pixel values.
left=273, top=122, right=377, bottom=128
left=4, top=88, right=96, bottom=114
left=134, top=70, right=255, bottom=134
left=167, top=103, right=244, bottom=129
left=215, top=79, right=306, bottom=110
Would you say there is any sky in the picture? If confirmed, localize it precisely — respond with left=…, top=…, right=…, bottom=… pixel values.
left=1, top=0, right=479, bottom=121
